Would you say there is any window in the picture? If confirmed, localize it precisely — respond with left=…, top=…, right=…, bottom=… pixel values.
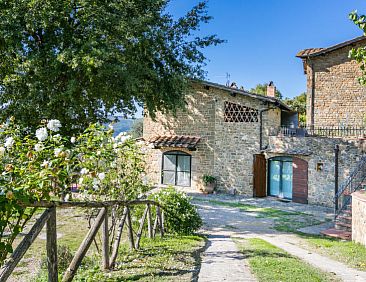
left=162, top=151, right=191, bottom=187
left=224, top=101, right=259, bottom=122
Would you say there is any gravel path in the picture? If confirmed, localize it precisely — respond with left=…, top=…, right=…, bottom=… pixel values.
left=194, top=195, right=366, bottom=282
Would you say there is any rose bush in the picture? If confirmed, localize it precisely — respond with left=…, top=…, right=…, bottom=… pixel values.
left=0, top=119, right=148, bottom=265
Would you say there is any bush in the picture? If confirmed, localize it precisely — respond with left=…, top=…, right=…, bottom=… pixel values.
left=150, top=187, right=202, bottom=235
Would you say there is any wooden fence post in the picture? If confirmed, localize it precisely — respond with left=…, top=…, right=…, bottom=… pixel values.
left=126, top=207, right=135, bottom=250
left=102, top=208, right=109, bottom=271
left=46, top=206, right=58, bottom=282
left=156, top=207, right=164, bottom=237
left=109, top=206, right=128, bottom=269
left=135, top=205, right=148, bottom=249
left=62, top=208, right=107, bottom=282
left=0, top=208, right=52, bottom=282
left=152, top=215, right=158, bottom=238
left=147, top=204, right=153, bottom=239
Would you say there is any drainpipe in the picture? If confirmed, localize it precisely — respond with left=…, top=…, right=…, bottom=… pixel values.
left=309, top=60, right=315, bottom=129
left=334, top=144, right=340, bottom=217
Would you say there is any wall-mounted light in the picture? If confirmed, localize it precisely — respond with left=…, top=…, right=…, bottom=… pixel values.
left=316, top=162, right=324, bottom=171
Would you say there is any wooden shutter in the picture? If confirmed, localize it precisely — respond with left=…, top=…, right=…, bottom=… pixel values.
left=292, top=157, right=308, bottom=204
left=253, top=154, right=267, bottom=197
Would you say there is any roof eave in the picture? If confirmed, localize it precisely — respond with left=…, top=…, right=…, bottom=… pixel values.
left=197, top=80, right=293, bottom=111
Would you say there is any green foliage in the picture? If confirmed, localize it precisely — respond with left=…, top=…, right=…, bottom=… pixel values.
left=36, top=235, right=205, bottom=281
left=283, top=92, right=307, bottom=124
left=250, top=83, right=283, bottom=99
left=0, top=0, right=223, bottom=135
left=0, top=118, right=148, bottom=266
left=150, top=187, right=202, bottom=235
left=349, top=10, right=366, bottom=85
left=129, top=118, right=143, bottom=139
left=202, top=174, right=216, bottom=185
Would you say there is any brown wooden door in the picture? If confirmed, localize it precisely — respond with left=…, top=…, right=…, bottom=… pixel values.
left=253, top=154, right=267, bottom=197
left=292, top=157, right=308, bottom=204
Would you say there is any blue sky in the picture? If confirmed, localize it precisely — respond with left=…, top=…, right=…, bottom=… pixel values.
left=167, top=0, right=366, bottom=99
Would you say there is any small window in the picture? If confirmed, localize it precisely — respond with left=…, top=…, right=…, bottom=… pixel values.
left=162, top=151, right=191, bottom=187
left=224, top=101, right=259, bottom=122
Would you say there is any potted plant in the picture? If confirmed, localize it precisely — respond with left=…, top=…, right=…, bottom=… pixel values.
left=202, top=175, right=216, bottom=194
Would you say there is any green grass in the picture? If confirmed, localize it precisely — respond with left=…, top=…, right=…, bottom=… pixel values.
left=196, top=198, right=327, bottom=232
left=300, top=234, right=366, bottom=271
left=235, top=238, right=339, bottom=282
left=35, top=235, right=205, bottom=282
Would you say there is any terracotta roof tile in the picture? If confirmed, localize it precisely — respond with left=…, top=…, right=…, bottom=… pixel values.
left=296, top=48, right=324, bottom=58
left=148, top=135, right=201, bottom=150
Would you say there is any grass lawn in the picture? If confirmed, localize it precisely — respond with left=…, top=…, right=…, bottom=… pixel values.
left=196, top=198, right=327, bottom=232
left=9, top=207, right=205, bottom=282
left=35, top=235, right=205, bottom=282
left=299, top=234, right=366, bottom=271
left=235, top=238, right=339, bottom=282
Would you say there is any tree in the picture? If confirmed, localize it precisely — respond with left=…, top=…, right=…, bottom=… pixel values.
left=249, top=83, right=283, bottom=99
left=283, top=92, right=307, bottom=124
left=349, top=11, right=366, bottom=85
left=0, top=0, right=222, bottom=135
left=129, top=118, right=143, bottom=138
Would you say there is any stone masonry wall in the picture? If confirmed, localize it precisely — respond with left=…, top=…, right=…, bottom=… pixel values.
left=268, top=136, right=364, bottom=207
left=143, top=83, right=281, bottom=194
left=352, top=191, right=366, bottom=246
left=143, top=84, right=216, bottom=191
left=213, top=89, right=280, bottom=195
left=306, top=40, right=366, bottom=127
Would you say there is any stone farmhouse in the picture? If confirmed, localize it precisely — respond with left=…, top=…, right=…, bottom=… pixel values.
left=142, top=36, right=366, bottom=209
left=297, top=36, right=366, bottom=127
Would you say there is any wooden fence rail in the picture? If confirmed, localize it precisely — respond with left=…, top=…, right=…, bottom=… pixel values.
left=0, top=200, right=165, bottom=282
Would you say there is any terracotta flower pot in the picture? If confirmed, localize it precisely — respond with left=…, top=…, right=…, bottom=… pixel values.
left=203, top=182, right=215, bottom=194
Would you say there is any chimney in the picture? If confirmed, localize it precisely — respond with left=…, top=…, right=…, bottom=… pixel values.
left=266, top=81, right=276, bottom=98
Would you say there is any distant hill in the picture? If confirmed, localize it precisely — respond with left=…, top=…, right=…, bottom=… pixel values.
left=110, top=118, right=142, bottom=136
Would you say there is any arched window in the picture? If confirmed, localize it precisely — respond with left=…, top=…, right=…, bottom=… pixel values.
left=162, top=151, right=191, bottom=187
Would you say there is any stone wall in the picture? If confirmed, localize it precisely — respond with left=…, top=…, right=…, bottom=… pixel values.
left=305, top=40, right=366, bottom=127
left=143, top=84, right=216, bottom=191
left=352, top=191, right=366, bottom=246
left=143, top=82, right=281, bottom=194
left=267, top=136, right=364, bottom=207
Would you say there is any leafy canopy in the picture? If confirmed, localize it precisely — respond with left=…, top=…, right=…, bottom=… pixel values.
left=349, top=10, right=366, bottom=85
left=249, top=83, right=283, bottom=99
left=0, top=0, right=222, bottom=135
left=283, top=92, right=306, bottom=123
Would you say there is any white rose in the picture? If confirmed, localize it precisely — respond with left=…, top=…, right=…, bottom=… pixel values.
left=41, top=160, right=50, bottom=167
left=54, top=148, right=62, bottom=157
left=98, top=172, right=106, bottom=181
left=4, top=137, right=14, bottom=149
left=47, top=119, right=62, bottom=132
left=80, top=168, right=89, bottom=175
left=36, top=128, right=48, bottom=141
left=0, top=147, right=5, bottom=156
left=34, top=143, right=44, bottom=152
left=52, top=134, right=61, bottom=141
left=71, top=137, right=76, bottom=143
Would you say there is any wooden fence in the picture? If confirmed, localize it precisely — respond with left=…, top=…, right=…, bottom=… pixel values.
left=0, top=200, right=165, bottom=282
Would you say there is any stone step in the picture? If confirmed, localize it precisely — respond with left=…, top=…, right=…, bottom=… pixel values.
left=343, top=209, right=352, bottom=215
left=320, top=228, right=352, bottom=241
left=337, top=215, right=352, bottom=224
left=335, top=221, right=352, bottom=232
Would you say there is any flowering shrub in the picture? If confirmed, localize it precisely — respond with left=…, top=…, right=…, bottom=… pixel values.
left=149, top=187, right=202, bottom=235
left=0, top=118, right=148, bottom=265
